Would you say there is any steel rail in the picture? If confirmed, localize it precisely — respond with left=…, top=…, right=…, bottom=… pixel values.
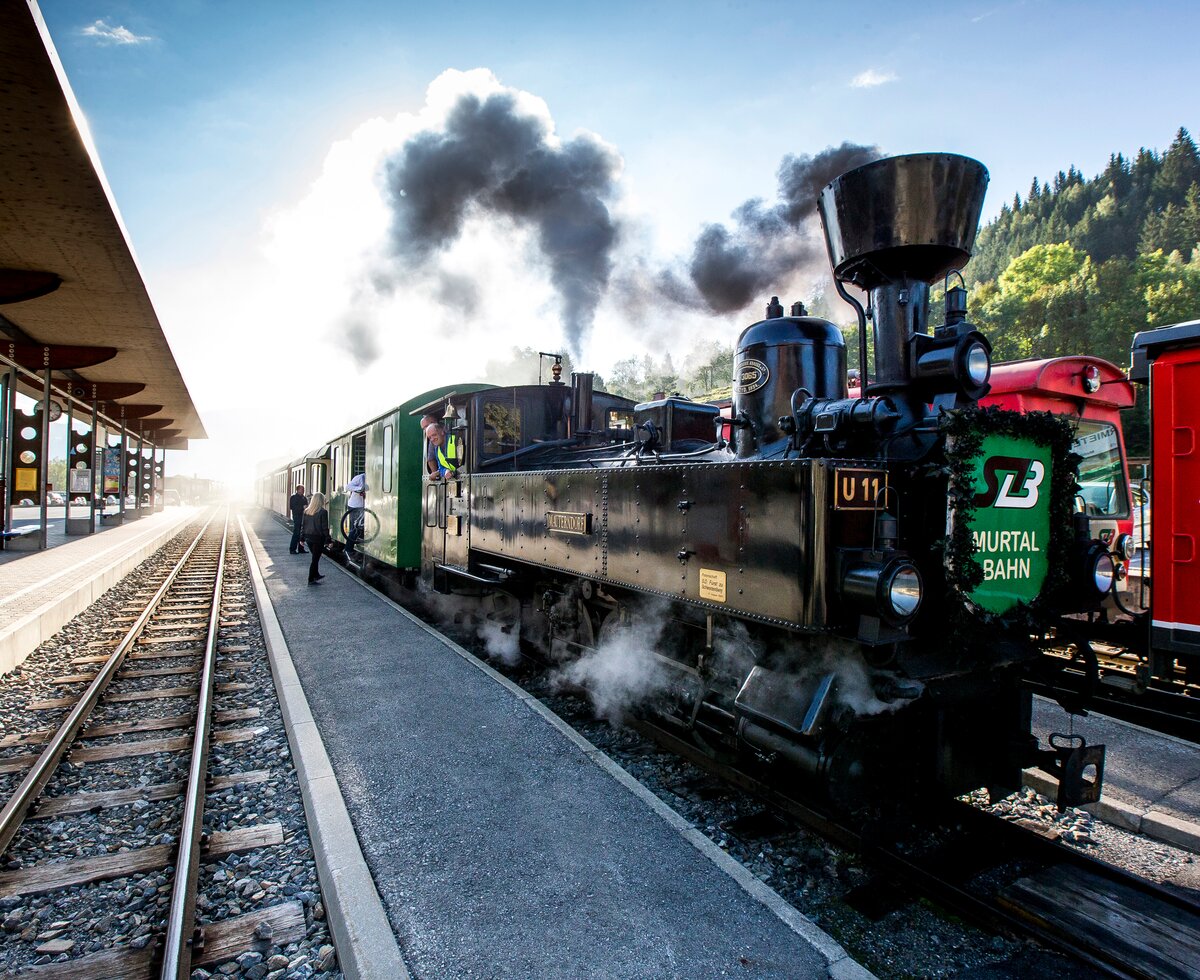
left=160, top=508, right=230, bottom=978
left=0, top=512, right=218, bottom=857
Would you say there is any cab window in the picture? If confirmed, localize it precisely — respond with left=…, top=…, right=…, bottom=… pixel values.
left=1073, top=420, right=1129, bottom=518
left=608, top=409, right=634, bottom=431
left=480, top=401, right=522, bottom=461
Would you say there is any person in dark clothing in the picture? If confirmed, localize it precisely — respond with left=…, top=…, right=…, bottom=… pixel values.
left=288, top=485, right=308, bottom=554
left=302, top=492, right=331, bottom=583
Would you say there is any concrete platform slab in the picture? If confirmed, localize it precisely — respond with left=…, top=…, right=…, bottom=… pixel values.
left=244, top=508, right=867, bottom=979
left=0, top=505, right=203, bottom=676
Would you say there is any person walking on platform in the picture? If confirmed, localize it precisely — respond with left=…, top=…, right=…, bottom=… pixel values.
left=302, top=492, right=331, bottom=584
left=288, top=484, right=308, bottom=554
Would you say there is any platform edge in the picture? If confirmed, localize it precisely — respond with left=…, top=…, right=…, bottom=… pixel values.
left=0, top=509, right=199, bottom=676
left=1023, top=768, right=1200, bottom=855
left=239, top=515, right=410, bottom=980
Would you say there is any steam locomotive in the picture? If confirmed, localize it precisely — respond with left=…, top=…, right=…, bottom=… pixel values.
left=262, top=154, right=1121, bottom=811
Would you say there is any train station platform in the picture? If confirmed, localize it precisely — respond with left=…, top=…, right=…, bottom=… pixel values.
left=241, top=508, right=870, bottom=980
left=0, top=504, right=201, bottom=676
left=1, top=502, right=156, bottom=559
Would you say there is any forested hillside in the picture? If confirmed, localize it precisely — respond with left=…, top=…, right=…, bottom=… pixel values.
left=511, top=130, right=1200, bottom=430
left=968, top=126, right=1200, bottom=367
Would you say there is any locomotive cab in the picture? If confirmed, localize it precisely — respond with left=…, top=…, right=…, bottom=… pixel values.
left=418, top=377, right=637, bottom=589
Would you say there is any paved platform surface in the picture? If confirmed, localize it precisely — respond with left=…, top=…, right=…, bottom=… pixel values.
left=245, top=509, right=866, bottom=979
left=0, top=504, right=153, bottom=565
left=1031, top=698, right=1200, bottom=852
left=0, top=505, right=202, bottom=675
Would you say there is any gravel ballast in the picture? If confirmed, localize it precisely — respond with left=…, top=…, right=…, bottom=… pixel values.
left=0, top=516, right=342, bottom=978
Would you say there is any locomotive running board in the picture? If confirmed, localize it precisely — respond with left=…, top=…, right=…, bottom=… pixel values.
left=434, top=563, right=507, bottom=589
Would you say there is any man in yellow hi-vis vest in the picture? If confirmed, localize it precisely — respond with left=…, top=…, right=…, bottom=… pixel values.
left=425, top=424, right=457, bottom=479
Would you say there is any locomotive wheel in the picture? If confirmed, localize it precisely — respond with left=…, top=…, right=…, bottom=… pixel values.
left=549, top=598, right=596, bottom=662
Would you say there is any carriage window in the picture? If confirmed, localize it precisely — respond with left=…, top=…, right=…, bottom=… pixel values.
left=480, top=401, right=522, bottom=460
left=382, top=425, right=393, bottom=492
left=1073, top=420, right=1129, bottom=518
left=608, top=409, right=633, bottom=431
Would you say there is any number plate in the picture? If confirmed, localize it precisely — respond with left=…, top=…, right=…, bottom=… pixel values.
left=833, top=468, right=888, bottom=510
left=546, top=511, right=592, bottom=535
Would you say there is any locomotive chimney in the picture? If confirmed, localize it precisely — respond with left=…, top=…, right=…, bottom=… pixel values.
left=818, top=154, right=989, bottom=394
left=571, top=372, right=594, bottom=434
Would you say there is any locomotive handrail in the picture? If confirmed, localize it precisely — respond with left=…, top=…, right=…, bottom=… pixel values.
left=477, top=436, right=583, bottom=469
left=547, top=441, right=725, bottom=468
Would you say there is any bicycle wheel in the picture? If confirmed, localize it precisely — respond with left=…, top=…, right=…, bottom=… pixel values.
left=360, top=509, right=380, bottom=542
left=341, top=509, right=380, bottom=543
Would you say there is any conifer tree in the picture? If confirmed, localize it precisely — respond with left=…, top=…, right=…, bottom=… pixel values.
left=1152, top=127, right=1200, bottom=206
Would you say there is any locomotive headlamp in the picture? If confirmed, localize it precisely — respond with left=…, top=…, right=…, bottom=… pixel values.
left=886, top=563, right=923, bottom=618
left=964, top=340, right=991, bottom=387
left=1082, top=364, right=1102, bottom=394
left=911, top=329, right=992, bottom=400
left=1115, top=533, right=1136, bottom=561
left=842, top=558, right=923, bottom=625
left=1090, top=548, right=1116, bottom=595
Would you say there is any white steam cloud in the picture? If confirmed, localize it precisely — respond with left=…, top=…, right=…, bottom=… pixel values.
left=553, top=614, right=672, bottom=724
left=477, top=617, right=521, bottom=666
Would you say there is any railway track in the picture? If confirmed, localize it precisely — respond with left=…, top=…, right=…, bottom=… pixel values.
left=0, top=510, right=310, bottom=977
left=1031, top=639, right=1200, bottom=744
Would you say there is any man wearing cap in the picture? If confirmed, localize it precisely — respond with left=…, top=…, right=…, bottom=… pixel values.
left=425, top=424, right=457, bottom=479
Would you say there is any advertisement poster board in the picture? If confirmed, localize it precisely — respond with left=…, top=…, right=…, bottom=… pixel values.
left=103, top=446, right=120, bottom=494
left=69, top=468, right=92, bottom=494
left=14, top=468, right=37, bottom=492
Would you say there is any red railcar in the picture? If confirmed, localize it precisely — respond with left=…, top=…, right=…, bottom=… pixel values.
left=1131, top=320, right=1200, bottom=682
left=983, top=356, right=1137, bottom=553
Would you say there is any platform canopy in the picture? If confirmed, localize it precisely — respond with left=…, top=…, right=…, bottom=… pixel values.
left=0, top=2, right=206, bottom=443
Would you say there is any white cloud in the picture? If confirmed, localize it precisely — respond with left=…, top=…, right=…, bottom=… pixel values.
left=81, top=20, right=153, bottom=45
left=849, top=69, right=898, bottom=89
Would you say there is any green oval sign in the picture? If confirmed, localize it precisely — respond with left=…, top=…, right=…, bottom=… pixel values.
left=964, top=433, right=1053, bottom=614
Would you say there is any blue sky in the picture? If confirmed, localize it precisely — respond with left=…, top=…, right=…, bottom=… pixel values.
left=34, top=1, right=1198, bottom=483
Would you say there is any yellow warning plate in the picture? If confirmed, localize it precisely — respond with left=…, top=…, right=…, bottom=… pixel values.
left=699, top=568, right=727, bottom=602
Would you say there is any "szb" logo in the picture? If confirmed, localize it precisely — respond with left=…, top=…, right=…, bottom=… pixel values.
left=973, top=455, right=1045, bottom=510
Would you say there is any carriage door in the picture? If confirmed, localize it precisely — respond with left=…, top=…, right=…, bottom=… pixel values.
left=423, top=464, right=449, bottom=577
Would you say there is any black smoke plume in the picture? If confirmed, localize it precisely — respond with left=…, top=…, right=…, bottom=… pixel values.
left=382, top=90, right=621, bottom=356
left=688, top=142, right=880, bottom=313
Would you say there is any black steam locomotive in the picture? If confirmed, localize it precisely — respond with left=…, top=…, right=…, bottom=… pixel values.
left=266, top=154, right=1118, bottom=811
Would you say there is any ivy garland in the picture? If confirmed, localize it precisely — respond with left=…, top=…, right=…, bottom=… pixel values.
left=937, top=405, right=1080, bottom=634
